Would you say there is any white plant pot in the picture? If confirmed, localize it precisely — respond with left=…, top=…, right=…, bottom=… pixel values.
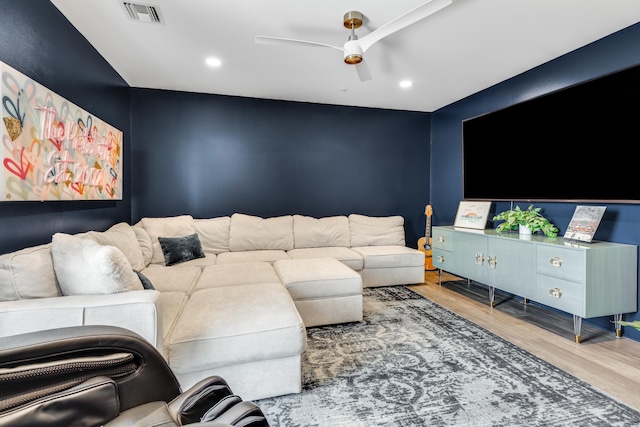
left=519, top=224, right=532, bottom=235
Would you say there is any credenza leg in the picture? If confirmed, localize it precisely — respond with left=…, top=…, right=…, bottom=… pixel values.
left=614, top=313, right=623, bottom=337
left=573, top=315, right=582, bottom=344
left=438, top=268, right=442, bottom=286
left=489, top=286, right=495, bottom=308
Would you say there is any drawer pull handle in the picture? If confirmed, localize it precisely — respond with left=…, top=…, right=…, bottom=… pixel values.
left=437, top=255, right=445, bottom=263
left=549, top=257, right=563, bottom=267
left=438, top=236, right=445, bottom=243
left=488, top=256, right=497, bottom=269
left=549, top=288, right=563, bottom=298
left=475, top=252, right=484, bottom=265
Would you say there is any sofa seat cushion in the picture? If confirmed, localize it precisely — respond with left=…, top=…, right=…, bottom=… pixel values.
left=159, top=291, right=189, bottom=352
left=351, top=245, right=425, bottom=268
left=286, top=247, right=364, bottom=271
left=169, top=283, right=306, bottom=374
left=168, top=254, right=217, bottom=269
left=274, top=258, right=362, bottom=300
left=195, top=262, right=281, bottom=290
left=139, top=264, right=201, bottom=294
left=215, top=250, right=290, bottom=265
left=273, top=258, right=363, bottom=327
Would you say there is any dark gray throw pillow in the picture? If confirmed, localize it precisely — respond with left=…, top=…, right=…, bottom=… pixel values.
left=158, top=233, right=206, bottom=266
left=134, top=270, right=155, bottom=290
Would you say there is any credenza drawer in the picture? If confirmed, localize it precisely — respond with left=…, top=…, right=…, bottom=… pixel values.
left=433, top=249, right=454, bottom=270
left=432, top=228, right=454, bottom=251
left=536, top=246, right=585, bottom=282
left=535, top=274, right=584, bottom=314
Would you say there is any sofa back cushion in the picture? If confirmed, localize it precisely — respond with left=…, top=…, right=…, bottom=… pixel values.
left=229, top=213, right=294, bottom=251
left=132, top=225, right=154, bottom=267
left=51, top=233, right=144, bottom=295
left=194, top=217, right=231, bottom=254
left=0, top=243, right=60, bottom=301
left=140, top=215, right=195, bottom=264
left=86, top=222, right=146, bottom=271
left=348, top=214, right=406, bottom=246
left=293, top=215, right=350, bottom=248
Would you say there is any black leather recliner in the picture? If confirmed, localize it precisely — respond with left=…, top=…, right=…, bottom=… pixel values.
left=0, top=325, right=269, bottom=427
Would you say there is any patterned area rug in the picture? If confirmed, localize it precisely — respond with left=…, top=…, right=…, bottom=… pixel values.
left=256, top=286, right=640, bottom=426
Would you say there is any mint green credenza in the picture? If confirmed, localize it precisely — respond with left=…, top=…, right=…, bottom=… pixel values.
left=432, top=226, right=638, bottom=343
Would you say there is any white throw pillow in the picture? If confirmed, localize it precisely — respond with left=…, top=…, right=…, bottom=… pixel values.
left=51, top=233, right=143, bottom=295
left=86, top=222, right=146, bottom=271
left=348, top=214, right=406, bottom=247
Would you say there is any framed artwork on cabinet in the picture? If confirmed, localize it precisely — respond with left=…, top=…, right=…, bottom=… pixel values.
left=454, top=201, right=492, bottom=230
left=564, top=205, right=606, bottom=243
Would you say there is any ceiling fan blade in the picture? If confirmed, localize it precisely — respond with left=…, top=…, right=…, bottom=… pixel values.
left=255, top=35, right=344, bottom=52
left=356, top=60, right=372, bottom=82
left=358, top=0, right=452, bottom=53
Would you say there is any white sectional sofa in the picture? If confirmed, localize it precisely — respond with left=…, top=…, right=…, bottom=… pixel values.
left=0, top=213, right=424, bottom=400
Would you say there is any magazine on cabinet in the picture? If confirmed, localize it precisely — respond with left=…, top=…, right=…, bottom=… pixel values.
left=564, top=206, right=606, bottom=243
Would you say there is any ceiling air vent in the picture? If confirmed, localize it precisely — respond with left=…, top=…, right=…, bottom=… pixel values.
left=122, top=2, right=163, bottom=24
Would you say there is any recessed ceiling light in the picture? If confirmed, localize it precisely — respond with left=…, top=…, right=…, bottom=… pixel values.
left=399, top=80, right=413, bottom=89
left=206, top=57, right=222, bottom=68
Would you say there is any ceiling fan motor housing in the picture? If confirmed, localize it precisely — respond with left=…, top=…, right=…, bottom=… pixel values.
left=343, top=40, right=363, bottom=64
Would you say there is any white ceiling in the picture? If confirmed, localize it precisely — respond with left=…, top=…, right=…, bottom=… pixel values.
left=49, top=0, right=640, bottom=112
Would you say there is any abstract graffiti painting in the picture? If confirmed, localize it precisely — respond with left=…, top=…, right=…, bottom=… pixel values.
left=1, top=61, right=123, bottom=201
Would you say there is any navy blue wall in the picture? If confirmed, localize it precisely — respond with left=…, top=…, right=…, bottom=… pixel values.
left=431, top=23, right=640, bottom=338
left=0, top=0, right=131, bottom=254
left=3, top=0, right=640, bottom=341
left=130, top=89, right=431, bottom=247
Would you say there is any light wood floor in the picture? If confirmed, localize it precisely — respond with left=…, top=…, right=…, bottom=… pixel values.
left=408, top=270, right=640, bottom=411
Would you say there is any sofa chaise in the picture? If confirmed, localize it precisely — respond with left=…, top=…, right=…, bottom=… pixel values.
left=0, top=213, right=424, bottom=400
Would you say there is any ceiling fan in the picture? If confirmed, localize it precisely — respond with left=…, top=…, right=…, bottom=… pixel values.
left=255, top=0, right=452, bottom=82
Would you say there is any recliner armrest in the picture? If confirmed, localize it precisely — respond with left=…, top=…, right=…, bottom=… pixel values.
left=0, top=325, right=181, bottom=412
left=0, top=376, right=119, bottom=427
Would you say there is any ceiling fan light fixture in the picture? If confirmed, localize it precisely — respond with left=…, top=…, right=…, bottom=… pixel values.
left=344, top=54, right=363, bottom=64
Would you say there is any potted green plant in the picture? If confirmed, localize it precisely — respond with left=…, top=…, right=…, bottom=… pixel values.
left=493, top=204, right=559, bottom=237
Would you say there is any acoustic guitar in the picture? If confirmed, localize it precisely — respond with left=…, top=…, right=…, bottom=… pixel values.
left=417, top=204, right=436, bottom=271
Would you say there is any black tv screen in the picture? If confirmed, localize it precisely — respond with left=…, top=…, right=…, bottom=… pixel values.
left=462, top=63, right=640, bottom=203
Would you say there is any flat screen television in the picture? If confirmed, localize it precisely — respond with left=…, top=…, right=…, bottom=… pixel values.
left=462, top=63, right=640, bottom=203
